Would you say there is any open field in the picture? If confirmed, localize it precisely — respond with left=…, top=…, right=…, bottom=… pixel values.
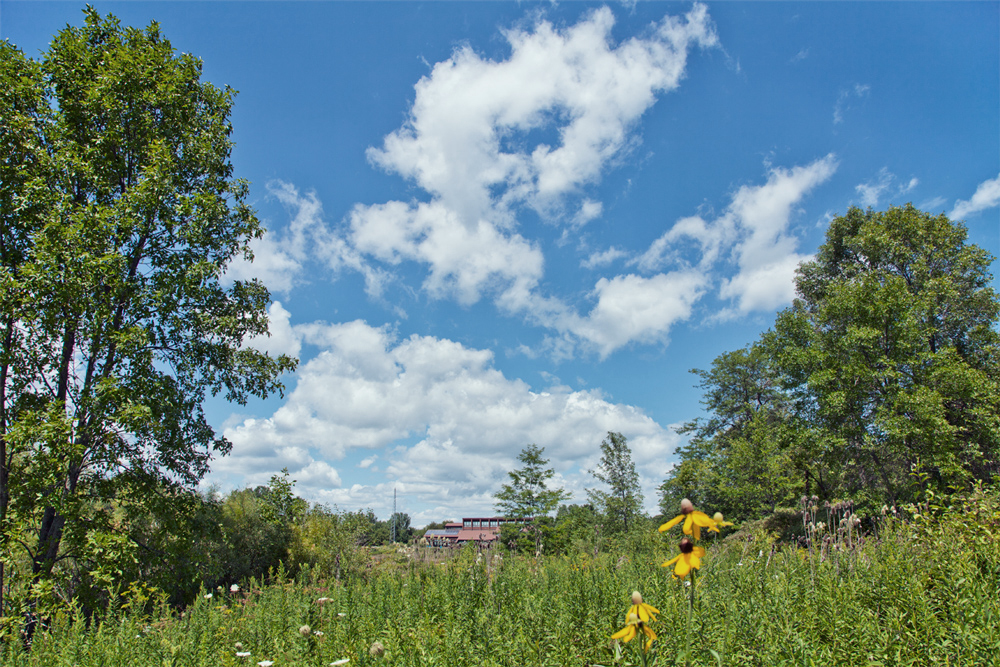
left=4, top=490, right=998, bottom=667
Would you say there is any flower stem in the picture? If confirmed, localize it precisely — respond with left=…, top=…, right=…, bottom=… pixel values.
left=684, top=571, right=695, bottom=667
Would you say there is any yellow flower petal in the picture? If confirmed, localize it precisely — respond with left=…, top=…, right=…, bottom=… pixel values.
left=673, top=554, right=691, bottom=578
left=692, top=523, right=701, bottom=541
left=642, top=625, right=657, bottom=650
left=693, top=546, right=706, bottom=558
left=661, top=555, right=681, bottom=568
left=612, top=625, right=637, bottom=642
left=635, top=602, right=658, bottom=622
left=683, top=514, right=694, bottom=535
left=659, top=515, right=684, bottom=532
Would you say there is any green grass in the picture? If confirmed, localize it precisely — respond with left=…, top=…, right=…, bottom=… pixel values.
left=3, top=502, right=999, bottom=667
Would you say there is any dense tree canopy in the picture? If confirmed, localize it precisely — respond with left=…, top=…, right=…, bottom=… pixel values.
left=0, top=9, right=295, bottom=620
left=662, top=205, right=1000, bottom=518
left=771, top=204, right=1000, bottom=504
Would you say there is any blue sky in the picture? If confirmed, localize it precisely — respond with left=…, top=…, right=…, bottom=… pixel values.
left=3, top=1, right=998, bottom=526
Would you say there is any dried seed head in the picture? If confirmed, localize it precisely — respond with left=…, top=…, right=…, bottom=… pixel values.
left=811, top=495, right=819, bottom=503
left=680, top=498, right=694, bottom=514
left=235, top=642, right=244, bottom=651
left=299, top=624, right=312, bottom=637
left=631, top=591, right=643, bottom=605
left=369, top=641, right=385, bottom=658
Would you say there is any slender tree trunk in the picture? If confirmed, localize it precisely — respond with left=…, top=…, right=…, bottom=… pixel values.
left=0, top=315, right=14, bottom=619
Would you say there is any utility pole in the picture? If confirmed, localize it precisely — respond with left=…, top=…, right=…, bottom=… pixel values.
left=391, top=487, right=397, bottom=543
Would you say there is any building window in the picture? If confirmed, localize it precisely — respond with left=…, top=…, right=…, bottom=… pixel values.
left=490, top=520, right=498, bottom=527
left=464, top=520, right=471, bottom=528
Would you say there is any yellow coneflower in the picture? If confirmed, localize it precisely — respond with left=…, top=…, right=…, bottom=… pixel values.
left=659, top=498, right=718, bottom=540
left=712, top=512, right=734, bottom=528
left=662, top=537, right=706, bottom=579
left=612, top=612, right=657, bottom=651
left=627, top=591, right=659, bottom=624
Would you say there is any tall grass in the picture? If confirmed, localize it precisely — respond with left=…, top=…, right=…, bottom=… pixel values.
left=3, top=489, right=998, bottom=666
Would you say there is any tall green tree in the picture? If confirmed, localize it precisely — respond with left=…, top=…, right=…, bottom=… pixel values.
left=495, top=444, right=570, bottom=554
left=0, top=10, right=295, bottom=621
left=767, top=205, right=1000, bottom=505
left=587, top=432, right=643, bottom=533
left=495, top=444, right=570, bottom=518
left=0, top=39, right=55, bottom=623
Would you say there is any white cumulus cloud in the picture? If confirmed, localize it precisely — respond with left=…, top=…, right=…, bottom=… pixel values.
left=213, top=320, right=679, bottom=520
left=951, top=173, right=1000, bottom=219
left=343, top=5, right=718, bottom=356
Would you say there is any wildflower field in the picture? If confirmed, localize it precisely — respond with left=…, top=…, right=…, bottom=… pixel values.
left=3, top=488, right=998, bottom=667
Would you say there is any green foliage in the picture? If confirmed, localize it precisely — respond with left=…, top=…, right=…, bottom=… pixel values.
left=770, top=204, right=1000, bottom=505
left=0, top=8, right=296, bottom=621
left=288, top=505, right=372, bottom=582
left=660, top=345, right=804, bottom=522
left=588, top=432, right=644, bottom=534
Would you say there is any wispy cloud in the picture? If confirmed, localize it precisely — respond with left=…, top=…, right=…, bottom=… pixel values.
left=834, top=83, right=870, bottom=125
left=581, top=246, right=628, bottom=269
left=225, top=181, right=390, bottom=298
left=855, top=168, right=919, bottom=208
left=855, top=167, right=893, bottom=207
left=918, top=196, right=947, bottom=212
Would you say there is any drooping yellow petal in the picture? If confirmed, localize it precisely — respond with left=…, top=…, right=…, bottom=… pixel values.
left=673, top=554, right=691, bottom=578
left=659, top=515, right=684, bottom=532
left=632, top=604, right=648, bottom=623
left=630, top=602, right=659, bottom=623
left=693, top=546, right=706, bottom=558
left=642, top=625, right=657, bottom=650
left=682, top=514, right=694, bottom=535
left=612, top=625, right=637, bottom=642
left=692, top=523, right=701, bottom=541
left=691, top=511, right=720, bottom=533
left=689, top=553, right=701, bottom=570
left=661, top=555, right=681, bottom=568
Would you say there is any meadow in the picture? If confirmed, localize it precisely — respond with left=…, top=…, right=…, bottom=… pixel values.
left=3, top=487, right=997, bottom=667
